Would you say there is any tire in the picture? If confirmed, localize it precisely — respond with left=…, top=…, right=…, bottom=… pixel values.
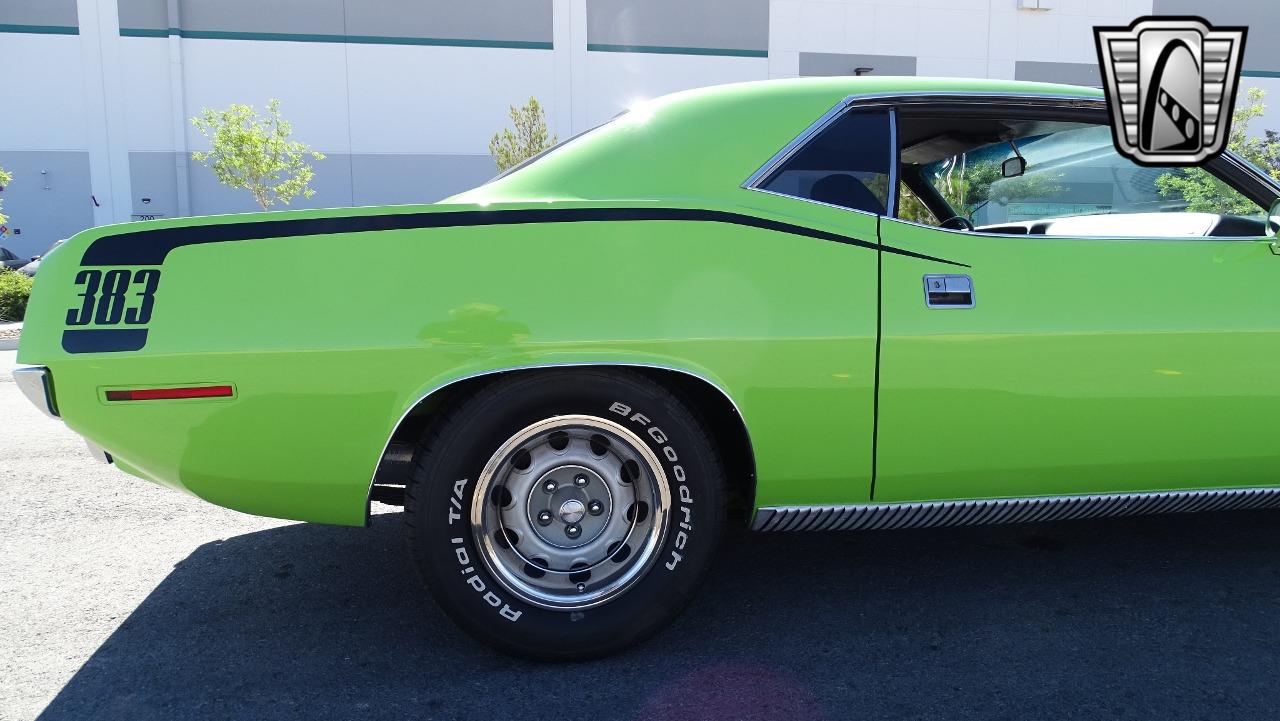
left=404, top=368, right=725, bottom=660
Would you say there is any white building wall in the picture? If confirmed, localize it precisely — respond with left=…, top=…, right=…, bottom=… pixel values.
left=3, top=34, right=89, bottom=151
left=584, top=53, right=769, bottom=127
left=0, top=29, right=95, bottom=259
left=345, top=45, right=559, bottom=155
left=770, top=0, right=1154, bottom=80
left=118, top=38, right=175, bottom=152
left=0, top=0, right=1276, bottom=259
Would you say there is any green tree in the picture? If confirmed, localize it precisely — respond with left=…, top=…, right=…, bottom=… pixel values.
left=898, top=160, right=1062, bottom=225
left=191, top=99, right=324, bottom=210
left=897, top=186, right=935, bottom=225
left=489, top=97, right=558, bottom=173
left=1156, top=87, right=1280, bottom=214
left=0, top=165, right=12, bottom=225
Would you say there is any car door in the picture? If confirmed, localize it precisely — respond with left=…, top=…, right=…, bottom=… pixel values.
left=874, top=106, right=1280, bottom=504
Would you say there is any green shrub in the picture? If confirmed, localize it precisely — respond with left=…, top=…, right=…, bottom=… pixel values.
left=0, top=268, right=34, bottom=322
left=489, top=97, right=557, bottom=173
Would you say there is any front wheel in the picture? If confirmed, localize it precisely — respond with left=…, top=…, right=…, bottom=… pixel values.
left=404, top=369, right=725, bottom=660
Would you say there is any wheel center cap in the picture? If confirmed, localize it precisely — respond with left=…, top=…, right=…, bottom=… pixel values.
left=558, top=499, right=586, bottom=524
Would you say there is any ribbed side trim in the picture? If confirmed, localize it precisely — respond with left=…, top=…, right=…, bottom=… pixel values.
left=751, top=487, right=1280, bottom=531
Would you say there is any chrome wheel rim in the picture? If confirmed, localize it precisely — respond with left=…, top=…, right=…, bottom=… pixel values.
left=471, top=415, right=670, bottom=610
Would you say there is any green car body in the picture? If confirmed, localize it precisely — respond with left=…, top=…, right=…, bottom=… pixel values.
left=15, top=76, right=1280, bottom=531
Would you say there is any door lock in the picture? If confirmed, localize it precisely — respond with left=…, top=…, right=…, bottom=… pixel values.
left=923, top=275, right=975, bottom=308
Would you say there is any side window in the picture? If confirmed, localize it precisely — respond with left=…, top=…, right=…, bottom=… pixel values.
left=897, top=119, right=1268, bottom=238
left=758, top=110, right=891, bottom=215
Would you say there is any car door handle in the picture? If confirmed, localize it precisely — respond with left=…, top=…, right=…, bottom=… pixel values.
left=923, top=274, right=975, bottom=308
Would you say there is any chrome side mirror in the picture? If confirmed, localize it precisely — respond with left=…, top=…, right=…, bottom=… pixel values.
left=1269, top=198, right=1280, bottom=238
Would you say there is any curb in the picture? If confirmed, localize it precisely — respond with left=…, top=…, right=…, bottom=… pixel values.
left=0, top=321, right=22, bottom=351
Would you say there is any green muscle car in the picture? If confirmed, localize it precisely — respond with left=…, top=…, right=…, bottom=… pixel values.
left=14, top=77, right=1280, bottom=659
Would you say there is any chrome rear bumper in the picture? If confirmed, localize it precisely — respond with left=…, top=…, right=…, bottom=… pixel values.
left=13, top=366, right=58, bottom=419
left=84, top=440, right=113, bottom=464
left=13, top=366, right=112, bottom=464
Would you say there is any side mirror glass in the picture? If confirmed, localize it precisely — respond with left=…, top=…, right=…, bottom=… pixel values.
left=1001, top=156, right=1026, bottom=178
left=1269, top=198, right=1280, bottom=238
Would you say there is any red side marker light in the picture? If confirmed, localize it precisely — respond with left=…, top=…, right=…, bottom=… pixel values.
left=105, top=385, right=234, bottom=401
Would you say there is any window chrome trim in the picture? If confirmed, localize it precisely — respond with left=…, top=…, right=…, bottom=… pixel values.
left=886, top=107, right=899, bottom=216
left=741, top=97, right=854, bottom=190
left=747, top=88, right=1280, bottom=240
left=740, top=86, right=1272, bottom=213
left=743, top=186, right=882, bottom=220
left=741, top=90, right=1106, bottom=192
left=1220, top=151, right=1280, bottom=196
left=740, top=99, right=900, bottom=217
left=742, top=90, right=1111, bottom=213
left=752, top=486, right=1280, bottom=532
left=849, top=90, right=1106, bottom=110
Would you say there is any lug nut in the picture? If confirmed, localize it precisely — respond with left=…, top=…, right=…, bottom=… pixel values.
left=574, top=474, right=589, bottom=487
left=565, top=524, right=581, bottom=539
left=576, top=583, right=586, bottom=593
left=543, top=480, right=557, bottom=493
left=537, top=510, right=553, bottom=526
left=588, top=500, right=604, bottom=516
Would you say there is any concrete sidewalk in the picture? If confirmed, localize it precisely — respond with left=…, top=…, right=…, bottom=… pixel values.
left=3, top=349, right=20, bottom=374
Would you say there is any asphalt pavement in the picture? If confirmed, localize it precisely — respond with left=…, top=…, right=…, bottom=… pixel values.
left=5, top=350, right=1280, bottom=720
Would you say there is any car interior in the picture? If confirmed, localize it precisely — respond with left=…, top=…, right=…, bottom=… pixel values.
left=756, top=106, right=1276, bottom=239
left=757, top=110, right=891, bottom=215
left=809, top=173, right=886, bottom=213
left=893, top=111, right=1273, bottom=238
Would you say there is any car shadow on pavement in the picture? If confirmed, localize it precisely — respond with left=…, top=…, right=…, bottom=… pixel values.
left=37, top=508, right=1280, bottom=721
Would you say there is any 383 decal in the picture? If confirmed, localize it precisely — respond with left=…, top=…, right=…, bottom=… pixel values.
left=62, top=268, right=161, bottom=354
left=66, top=269, right=160, bottom=326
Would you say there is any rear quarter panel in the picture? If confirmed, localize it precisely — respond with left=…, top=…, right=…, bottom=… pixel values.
left=19, top=202, right=878, bottom=525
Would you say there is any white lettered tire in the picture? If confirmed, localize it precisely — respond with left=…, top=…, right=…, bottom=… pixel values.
left=404, top=368, right=725, bottom=660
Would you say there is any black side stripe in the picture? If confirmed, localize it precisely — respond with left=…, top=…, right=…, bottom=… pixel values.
left=80, top=207, right=968, bottom=268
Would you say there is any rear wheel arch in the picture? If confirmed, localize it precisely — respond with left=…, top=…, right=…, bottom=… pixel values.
left=368, top=364, right=756, bottom=523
